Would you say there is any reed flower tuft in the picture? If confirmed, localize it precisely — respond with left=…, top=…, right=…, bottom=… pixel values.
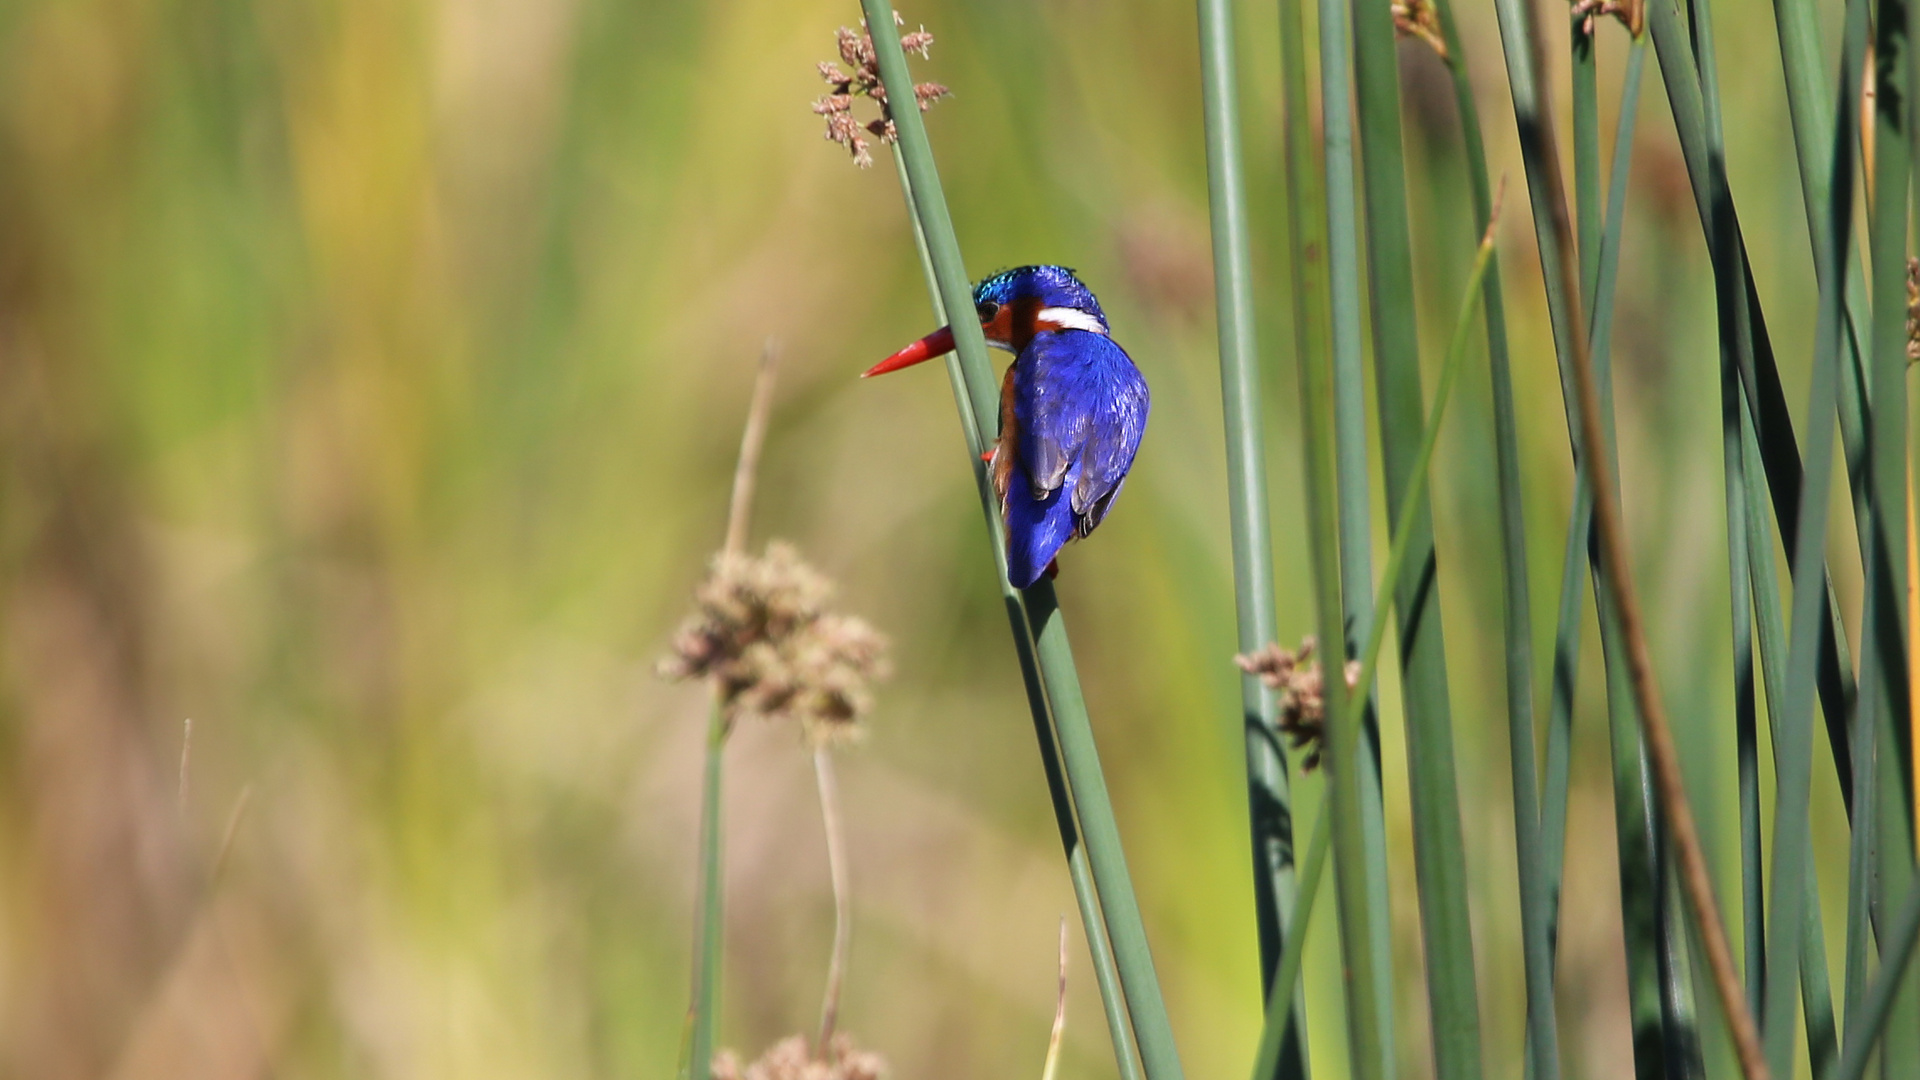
left=1907, top=256, right=1919, bottom=364
left=1390, top=0, right=1449, bottom=59
left=1235, top=637, right=1359, bottom=772
left=660, top=542, right=889, bottom=743
left=1568, top=0, right=1641, bottom=37
left=812, top=17, right=950, bottom=168
left=713, top=1034, right=888, bottom=1080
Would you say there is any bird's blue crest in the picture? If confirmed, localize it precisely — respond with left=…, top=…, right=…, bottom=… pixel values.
left=973, top=266, right=1108, bottom=328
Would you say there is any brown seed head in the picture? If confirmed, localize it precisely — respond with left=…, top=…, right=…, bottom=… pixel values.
left=900, top=30, right=934, bottom=58
left=1235, top=636, right=1361, bottom=772
left=713, top=1034, right=888, bottom=1080
left=1907, top=256, right=1919, bottom=365
left=1390, top=0, right=1449, bottom=59
left=660, top=542, right=889, bottom=743
left=811, top=17, right=946, bottom=169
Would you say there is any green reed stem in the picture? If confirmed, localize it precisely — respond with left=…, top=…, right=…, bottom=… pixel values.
left=1420, top=5, right=1555, bottom=1075
left=1743, top=2, right=1852, bottom=1068
left=1317, top=0, right=1396, bottom=1066
left=1675, top=0, right=1765, bottom=1066
left=683, top=705, right=725, bottom=1080
left=1349, top=1, right=1483, bottom=1073
left=1863, top=0, right=1920, bottom=1069
left=1832, top=883, right=1920, bottom=1080
left=1251, top=807, right=1328, bottom=1080
left=1771, top=0, right=1878, bottom=625
left=1195, top=7, right=1306, bottom=1076
left=1538, top=38, right=1652, bottom=941
left=1263, top=0, right=1334, bottom=1072
left=888, top=148, right=1142, bottom=1080
left=1798, top=0, right=1879, bottom=1028
left=862, top=7, right=1182, bottom=1076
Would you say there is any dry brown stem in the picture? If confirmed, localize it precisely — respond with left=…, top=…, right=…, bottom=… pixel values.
left=1516, top=6, right=1768, bottom=1078
left=1041, top=917, right=1067, bottom=1080
left=726, top=343, right=780, bottom=557
left=812, top=747, right=851, bottom=1054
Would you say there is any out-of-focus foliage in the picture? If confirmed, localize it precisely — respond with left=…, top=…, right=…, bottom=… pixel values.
left=0, top=0, right=1851, bottom=1077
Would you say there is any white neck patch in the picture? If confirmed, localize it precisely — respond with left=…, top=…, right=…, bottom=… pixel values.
left=1036, top=306, right=1108, bottom=335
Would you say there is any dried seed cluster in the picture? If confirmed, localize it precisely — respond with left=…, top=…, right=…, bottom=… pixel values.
left=1390, top=0, right=1449, bottom=59
left=1907, top=256, right=1919, bottom=364
left=714, top=1034, right=887, bottom=1080
left=812, top=18, right=951, bottom=168
left=1235, top=637, right=1361, bottom=773
left=660, top=542, right=889, bottom=743
left=1569, top=0, right=1641, bottom=37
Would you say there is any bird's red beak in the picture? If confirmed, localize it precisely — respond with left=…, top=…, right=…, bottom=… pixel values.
left=863, top=326, right=956, bottom=378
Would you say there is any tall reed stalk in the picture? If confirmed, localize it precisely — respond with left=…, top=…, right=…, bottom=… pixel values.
left=1270, top=0, right=1391, bottom=1074
left=860, top=5, right=1182, bottom=1076
left=1315, top=0, right=1399, bottom=1066
left=885, top=148, right=1140, bottom=1078
left=682, top=348, right=778, bottom=1080
left=1347, top=0, right=1484, bottom=1073
left=1193, top=3, right=1308, bottom=1078
left=1862, top=0, right=1920, bottom=1067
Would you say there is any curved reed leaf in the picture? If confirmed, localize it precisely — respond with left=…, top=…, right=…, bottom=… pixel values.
left=1739, top=420, right=1840, bottom=1078
left=1803, top=0, right=1880, bottom=1027
left=1645, top=0, right=1862, bottom=818
left=1833, top=883, right=1920, bottom=1080
left=1677, top=0, right=1767, bottom=1069
left=1770, top=0, right=1877, bottom=600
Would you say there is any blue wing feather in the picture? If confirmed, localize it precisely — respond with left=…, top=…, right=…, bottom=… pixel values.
left=1002, top=331, right=1148, bottom=587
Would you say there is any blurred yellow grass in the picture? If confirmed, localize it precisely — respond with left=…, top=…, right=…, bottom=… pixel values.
left=0, top=0, right=1859, bottom=1078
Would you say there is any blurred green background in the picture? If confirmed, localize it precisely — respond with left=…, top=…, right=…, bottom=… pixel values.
left=0, top=0, right=1862, bottom=1076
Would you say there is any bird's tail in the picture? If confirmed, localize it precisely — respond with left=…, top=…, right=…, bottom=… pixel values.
left=1005, top=462, right=1080, bottom=589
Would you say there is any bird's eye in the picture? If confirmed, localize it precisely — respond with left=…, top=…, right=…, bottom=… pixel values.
left=976, top=300, right=1000, bottom=323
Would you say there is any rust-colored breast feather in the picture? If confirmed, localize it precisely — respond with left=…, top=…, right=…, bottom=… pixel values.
left=991, top=361, right=1019, bottom=509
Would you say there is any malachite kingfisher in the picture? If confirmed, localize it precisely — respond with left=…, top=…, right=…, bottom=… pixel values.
left=865, top=265, right=1149, bottom=588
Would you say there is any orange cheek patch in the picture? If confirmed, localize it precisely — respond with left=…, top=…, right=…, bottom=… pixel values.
left=984, top=304, right=1014, bottom=345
